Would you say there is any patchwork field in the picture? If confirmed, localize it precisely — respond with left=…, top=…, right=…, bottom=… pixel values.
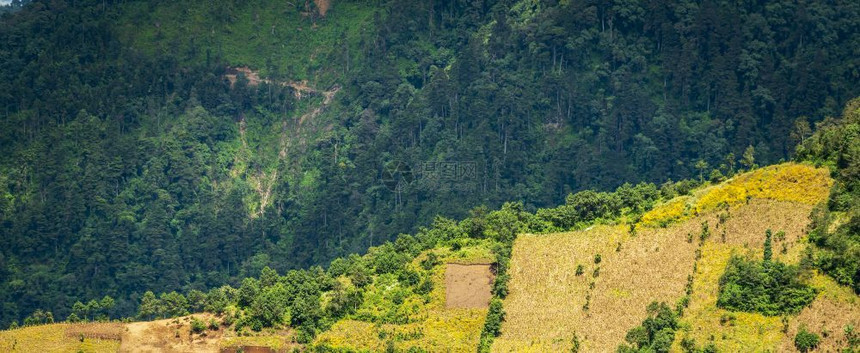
left=494, top=163, right=850, bottom=352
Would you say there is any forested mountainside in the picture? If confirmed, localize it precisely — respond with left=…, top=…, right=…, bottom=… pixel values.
left=1, top=0, right=859, bottom=327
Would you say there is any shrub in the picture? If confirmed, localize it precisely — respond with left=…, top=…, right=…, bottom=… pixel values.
left=190, top=317, right=206, bottom=334
left=794, top=326, right=820, bottom=352
left=845, top=324, right=860, bottom=350
left=699, top=221, right=710, bottom=242
left=717, top=255, right=817, bottom=315
left=617, top=302, right=678, bottom=353
left=764, top=229, right=773, bottom=262
left=414, top=277, right=434, bottom=295
left=571, top=331, right=581, bottom=353
left=420, top=252, right=439, bottom=271
left=680, top=337, right=717, bottom=353
left=482, top=298, right=505, bottom=337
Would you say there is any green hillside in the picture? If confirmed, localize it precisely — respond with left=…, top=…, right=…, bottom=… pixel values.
left=1, top=0, right=859, bottom=344
left=2, top=157, right=857, bottom=352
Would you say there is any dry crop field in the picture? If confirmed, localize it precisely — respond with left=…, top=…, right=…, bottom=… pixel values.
left=0, top=322, right=122, bottom=352
left=494, top=163, right=856, bottom=352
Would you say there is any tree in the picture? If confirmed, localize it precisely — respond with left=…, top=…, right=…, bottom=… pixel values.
left=618, top=302, right=678, bottom=353
left=66, top=313, right=80, bottom=323
left=259, top=266, right=279, bottom=288
left=238, top=278, right=261, bottom=307
left=763, top=229, right=773, bottom=262
left=204, top=287, right=230, bottom=314
left=250, top=283, right=289, bottom=327
left=72, top=301, right=88, bottom=322
left=187, top=290, right=206, bottom=313
left=717, top=255, right=816, bottom=315
left=86, top=300, right=101, bottom=321
left=160, top=292, right=189, bottom=318
left=138, top=291, right=160, bottom=320
left=709, top=169, right=725, bottom=183
left=99, top=296, right=115, bottom=320
left=695, top=160, right=709, bottom=183
left=741, top=145, right=756, bottom=170
left=725, top=153, right=736, bottom=176
left=790, top=117, right=812, bottom=146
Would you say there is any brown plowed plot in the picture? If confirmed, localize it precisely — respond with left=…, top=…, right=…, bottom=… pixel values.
left=445, top=264, right=493, bottom=308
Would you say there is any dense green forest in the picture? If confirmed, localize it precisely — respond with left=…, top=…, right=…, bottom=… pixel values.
left=1, top=0, right=859, bottom=327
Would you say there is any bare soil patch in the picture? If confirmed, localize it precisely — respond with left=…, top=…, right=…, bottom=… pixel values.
left=445, top=264, right=494, bottom=309
left=119, top=314, right=221, bottom=353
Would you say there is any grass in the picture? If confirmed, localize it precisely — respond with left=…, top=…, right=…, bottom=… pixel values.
left=0, top=323, right=121, bottom=353
left=314, top=243, right=494, bottom=352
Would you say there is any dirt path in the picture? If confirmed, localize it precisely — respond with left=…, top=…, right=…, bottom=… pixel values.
left=445, top=264, right=494, bottom=309
left=224, top=66, right=338, bottom=105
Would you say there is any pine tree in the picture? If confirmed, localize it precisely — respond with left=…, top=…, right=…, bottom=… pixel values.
left=764, top=229, right=773, bottom=262
left=741, top=145, right=756, bottom=171
left=138, top=291, right=160, bottom=320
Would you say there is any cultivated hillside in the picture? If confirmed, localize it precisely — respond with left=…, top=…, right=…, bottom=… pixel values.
left=494, top=163, right=860, bottom=352
left=3, top=0, right=860, bottom=327
left=4, top=162, right=857, bottom=352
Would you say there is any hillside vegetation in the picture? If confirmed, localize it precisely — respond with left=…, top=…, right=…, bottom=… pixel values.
left=4, top=160, right=858, bottom=352
left=2, top=0, right=860, bottom=327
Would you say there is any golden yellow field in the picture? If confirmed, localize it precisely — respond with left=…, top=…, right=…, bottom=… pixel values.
left=694, top=163, right=832, bottom=212
left=0, top=323, right=121, bottom=353
left=640, top=163, right=831, bottom=228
